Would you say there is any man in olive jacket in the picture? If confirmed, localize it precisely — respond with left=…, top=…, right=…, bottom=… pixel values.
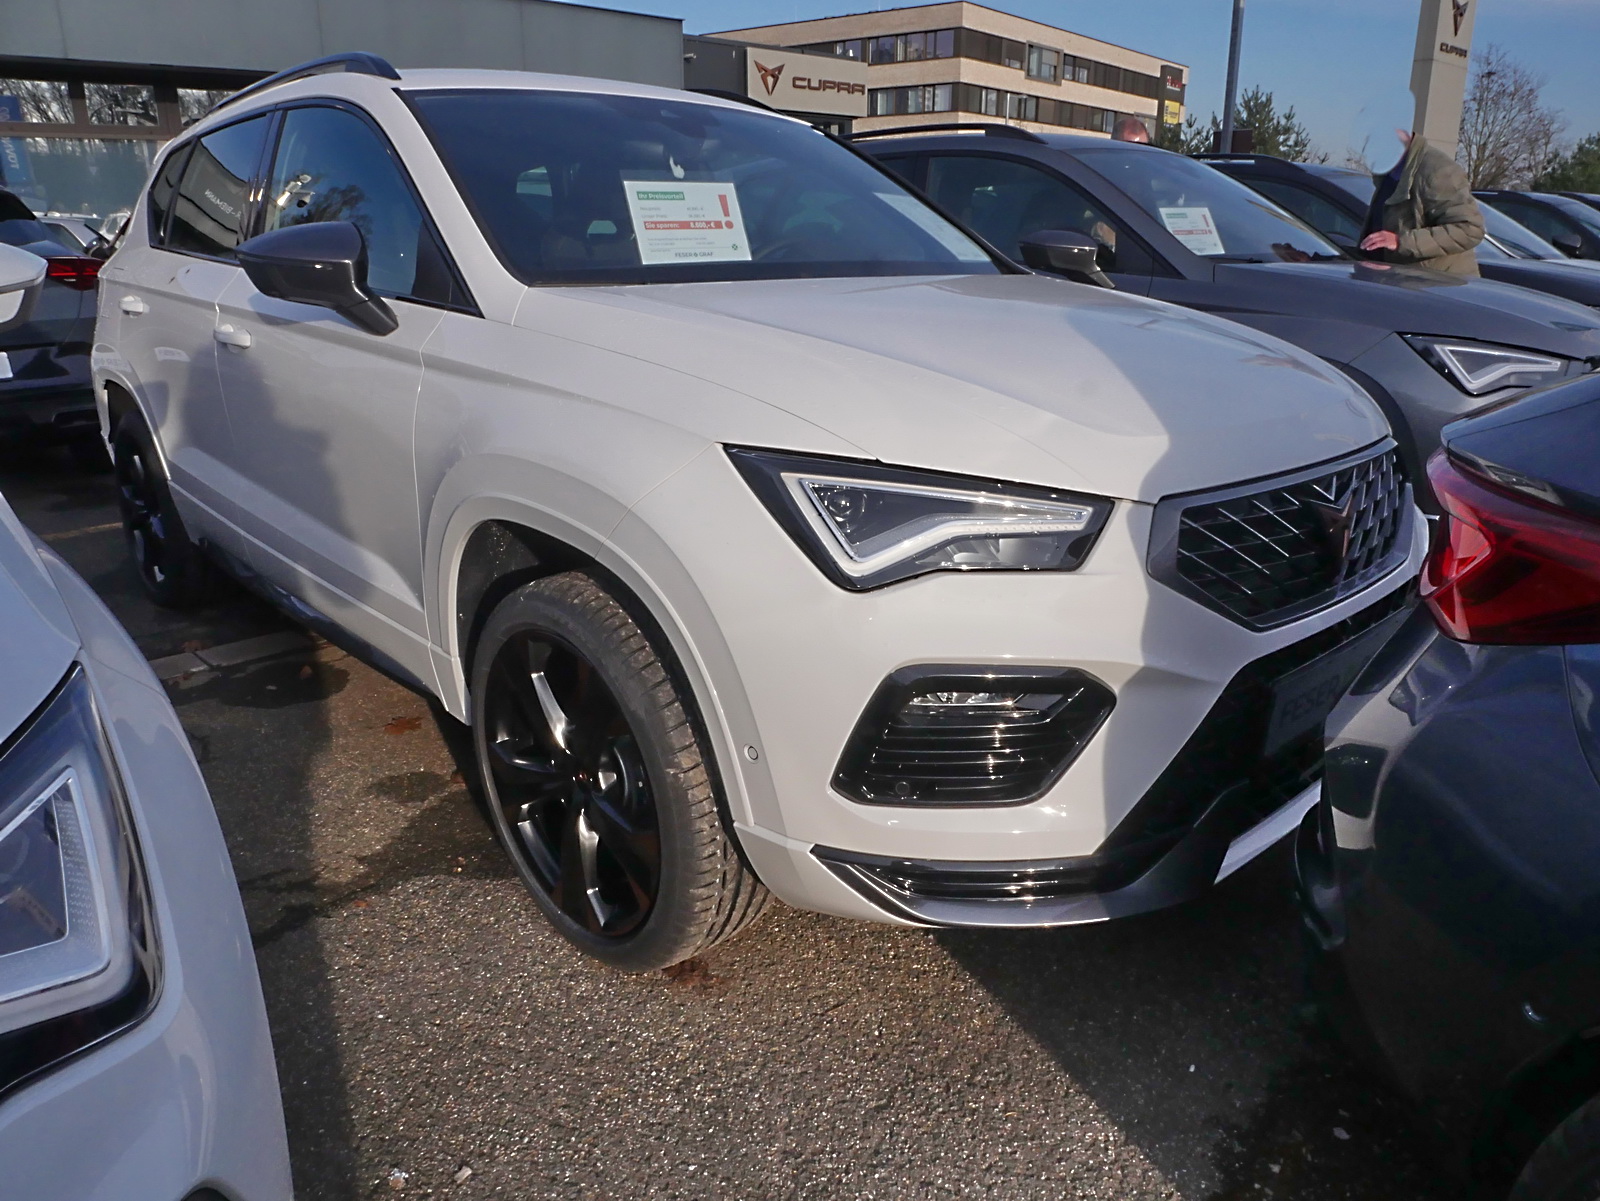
left=1359, top=130, right=1484, bottom=276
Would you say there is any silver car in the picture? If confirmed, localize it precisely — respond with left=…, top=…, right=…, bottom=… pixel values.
left=0, top=243, right=291, bottom=1199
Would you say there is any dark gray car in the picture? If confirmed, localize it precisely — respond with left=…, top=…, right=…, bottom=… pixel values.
left=855, top=129, right=1600, bottom=504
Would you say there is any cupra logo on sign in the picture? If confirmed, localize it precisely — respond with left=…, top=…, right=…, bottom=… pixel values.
left=755, top=60, right=785, bottom=97
left=1452, top=0, right=1469, bottom=37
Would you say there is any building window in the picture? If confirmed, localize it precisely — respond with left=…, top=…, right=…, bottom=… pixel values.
left=1026, top=46, right=1061, bottom=84
left=864, top=29, right=956, bottom=64
left=85, top=83, right=157, bottom=126
left=0, top=79, right=72, bottom=124
left=1009, top=94, right=1039, bottom=123
left=868, top=84, right=956, bottom=116
left=178, top=88, right=233, bottom=126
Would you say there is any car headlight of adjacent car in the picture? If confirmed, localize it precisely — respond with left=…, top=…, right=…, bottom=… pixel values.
left=728, top=447, right=1113, bottom=590
left=0, top=666, right=155, bottom=1098
left=1403, top=335, right=1575, bottom=396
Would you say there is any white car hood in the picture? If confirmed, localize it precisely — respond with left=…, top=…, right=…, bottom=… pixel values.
left=0, top=496, right=81, bottom=742
left=527, top=273, right=1388, bottom=501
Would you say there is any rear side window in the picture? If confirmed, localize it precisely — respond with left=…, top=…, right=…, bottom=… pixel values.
left=146, top=141, right=193, bottom=247
left=167, top=115, right=270, bottom=259
left=262, top=105, right=462, bottom=305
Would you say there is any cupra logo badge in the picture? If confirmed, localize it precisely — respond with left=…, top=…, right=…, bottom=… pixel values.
left=1307, top=477, right=1361, bottom=562
left=1452, top=0, right=1469, bottom=37
left=755, top=60, right=785, bottom=96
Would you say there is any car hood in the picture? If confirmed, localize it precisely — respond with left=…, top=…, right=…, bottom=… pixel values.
left=0, top=495, right=82, bottom=743
left=525, top=274, right=1387, bottom=502
left=1214, top=261, right=1600, bottom=356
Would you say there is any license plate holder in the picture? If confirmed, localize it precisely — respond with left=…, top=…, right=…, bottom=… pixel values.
left=1263, top=627, right=1389, bottom=755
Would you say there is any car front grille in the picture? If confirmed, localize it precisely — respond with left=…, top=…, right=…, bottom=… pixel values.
left=1153, top=445, right=1410, bottom=629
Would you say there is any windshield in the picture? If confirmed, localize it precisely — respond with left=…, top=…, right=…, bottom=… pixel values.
left=408, top=89, right=998, bottom=286
left=1082, top=147, right=1342, bottom=262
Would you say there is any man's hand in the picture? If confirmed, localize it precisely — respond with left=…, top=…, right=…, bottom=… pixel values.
left=1360, top=230, right=1400, bottom=252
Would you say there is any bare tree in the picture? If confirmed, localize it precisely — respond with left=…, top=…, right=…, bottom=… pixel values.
left=1458, top=45, right=1565, bottom=188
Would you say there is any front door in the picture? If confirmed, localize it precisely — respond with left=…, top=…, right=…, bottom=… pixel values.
left=105, top=114, right=272, bottom=557
left=213, top=102, right=462, bottom=680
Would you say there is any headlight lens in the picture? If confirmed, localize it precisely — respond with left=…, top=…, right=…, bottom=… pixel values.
left=1404, top=335, right=1570, bottom=396
left=728, top=447, right=1113, bottom=590
left=0, top=666, right=154, bottom=1097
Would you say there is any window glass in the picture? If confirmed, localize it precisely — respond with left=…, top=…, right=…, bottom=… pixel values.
left=1478, top=204, right=1566, bottom=259
left=1250, top=178, right=1363, bottom=243
left=85, top=84, right=156, bottom=127
left=147, top=141, right=192, bottom=246
left=179, top=89, right=233, bottom=127
left=1026, top=46, right=1061, bottom=84
left=1490, top=197, right=1576, bottom=247
left=168, top=115, right=269, bottom=258
left=8, top=136, right=159, bottom=218
left=410, top=89, right=997, bottom=286
left=264, top=105, right=451, bottom=302
left=924, top=153, right=1153, bottom=276
left=1079, top=146, right=1341, bottom=262
left=0, top=80, right=72, bottom=124
left=933, top=30, right=955, bottom=58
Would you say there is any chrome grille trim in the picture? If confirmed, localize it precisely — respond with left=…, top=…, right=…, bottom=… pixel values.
left=1147, top=441, right=1413, bottom=630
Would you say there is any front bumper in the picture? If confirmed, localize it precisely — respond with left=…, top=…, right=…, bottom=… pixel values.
left=619, top=445, right=1428, bottom=927
left=0, top=548, right=291, bottom=1201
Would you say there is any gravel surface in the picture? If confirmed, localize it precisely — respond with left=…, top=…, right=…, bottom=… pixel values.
left=4, top=446, right=1456, bottom=1200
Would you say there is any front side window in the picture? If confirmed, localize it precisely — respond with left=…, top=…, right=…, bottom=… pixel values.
left=924, top=153, right=1153, bottom=276
left=167, top=114, right=270, bottom=259
left=1080, top=147, right=1341, bottom=263
left=409, top=89, right=997, bottom=286
left=1490, top=198, right=1576, bottom=247
left=263, top=105, right=453, bottom=301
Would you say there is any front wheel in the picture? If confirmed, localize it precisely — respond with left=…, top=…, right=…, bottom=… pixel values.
left=470, top=571, right=768, bottom=971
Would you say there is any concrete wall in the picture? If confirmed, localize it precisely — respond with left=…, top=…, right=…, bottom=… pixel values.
left=0, top=0, right=683, bottom=88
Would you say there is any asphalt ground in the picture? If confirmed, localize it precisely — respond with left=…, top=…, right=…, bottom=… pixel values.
left=2, top=443, right=1458, bottom=1201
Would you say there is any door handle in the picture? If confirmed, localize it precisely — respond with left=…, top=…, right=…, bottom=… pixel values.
left=214, top=324, right=252, bottom=349
left=119, top=295, right=147, bottom=316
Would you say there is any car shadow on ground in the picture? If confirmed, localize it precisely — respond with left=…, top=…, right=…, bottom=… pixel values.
left=935, top=844, right=1455, bottom=1200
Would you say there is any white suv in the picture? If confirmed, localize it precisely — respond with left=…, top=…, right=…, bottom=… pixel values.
left=93, top=55, right=1423, bottom=969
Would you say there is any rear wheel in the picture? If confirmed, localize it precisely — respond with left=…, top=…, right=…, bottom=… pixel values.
left=470, top=571, right=768, bottom=970
left=1512, top=1092, right=1600, bottom=1201
left=112, top=418, right=215, bottom=608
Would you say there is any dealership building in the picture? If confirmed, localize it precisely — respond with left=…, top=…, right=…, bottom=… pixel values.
left=0, top=0, right=682, bottom=218
left=713, top=1, right=1187, bottom=139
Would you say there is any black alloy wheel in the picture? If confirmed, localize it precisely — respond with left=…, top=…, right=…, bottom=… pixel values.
left=482, top=631, right=660, bottom=937
left=111, top=421, right=214, bottom=608
left=470, top=572, right=769, bottom=970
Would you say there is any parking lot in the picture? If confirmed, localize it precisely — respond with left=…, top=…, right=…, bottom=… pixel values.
left=0, top=443, right=1455, bottom=1200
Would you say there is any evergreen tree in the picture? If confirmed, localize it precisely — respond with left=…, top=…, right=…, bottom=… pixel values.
left=1535, top=133, right=1600, bottom=192
left=1158, top=87, right=1322, bottom=161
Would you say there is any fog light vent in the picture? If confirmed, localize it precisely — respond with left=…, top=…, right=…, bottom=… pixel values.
left=833, top=665, right=1115, bottom=806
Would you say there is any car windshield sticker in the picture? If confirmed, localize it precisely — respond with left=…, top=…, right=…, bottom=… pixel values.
left=1158, top=206, right=1225, bottom=255
left=876, top=193, right=992, bottom=261
left=622, top=181, right=751, bottom=265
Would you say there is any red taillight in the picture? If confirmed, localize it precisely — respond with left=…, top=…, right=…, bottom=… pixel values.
left=45, top=256, right=102, bottom=291
left=1423, top=450, right=1600, bottom=644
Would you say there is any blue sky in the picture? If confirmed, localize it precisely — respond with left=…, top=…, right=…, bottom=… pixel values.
left=587, top=0, right=1600, bottom=161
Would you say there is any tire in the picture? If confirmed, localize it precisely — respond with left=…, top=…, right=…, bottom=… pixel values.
left=1511, top=1092, right=1600, bottom=1201
left=111, top=418, right=216, bottom=609
left=470, top=571, right=769, bottom=971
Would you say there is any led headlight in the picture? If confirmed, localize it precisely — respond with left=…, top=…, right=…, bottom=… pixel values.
left=728, top=447, right=1112, bottom=590
left=1404, top=335, right=1570, bottom=396
left=0, top=666, right=154, bottom=1098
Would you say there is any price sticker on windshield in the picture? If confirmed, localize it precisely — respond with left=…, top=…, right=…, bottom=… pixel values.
left=623, top=181, right=752, bottom=265
left=1158, top=206, right=1225, bottom=256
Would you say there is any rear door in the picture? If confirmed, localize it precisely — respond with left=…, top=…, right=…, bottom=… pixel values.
left=212, top=101, right=466, bottom=680
left=917, top=151, right=1157, bottom=293
left=102, top=114, right=272, bottom=554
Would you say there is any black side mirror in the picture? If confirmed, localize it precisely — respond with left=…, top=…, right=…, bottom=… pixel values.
left=1017, top=229, right=1115, bottom=289
left=1552, top=231, right=1584, bottom=257
left=236, top=221, right=398, bottom=336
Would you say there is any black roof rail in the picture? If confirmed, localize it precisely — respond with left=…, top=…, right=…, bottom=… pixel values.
left=210, top=52, right=401, bottom=115
left=845, top=122, right=1046, bottom=144
left=689, top=88, right=778, bottom=113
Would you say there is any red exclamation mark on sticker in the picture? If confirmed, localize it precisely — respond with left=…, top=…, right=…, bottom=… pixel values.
left=718, top=193, right=731, bottom=227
